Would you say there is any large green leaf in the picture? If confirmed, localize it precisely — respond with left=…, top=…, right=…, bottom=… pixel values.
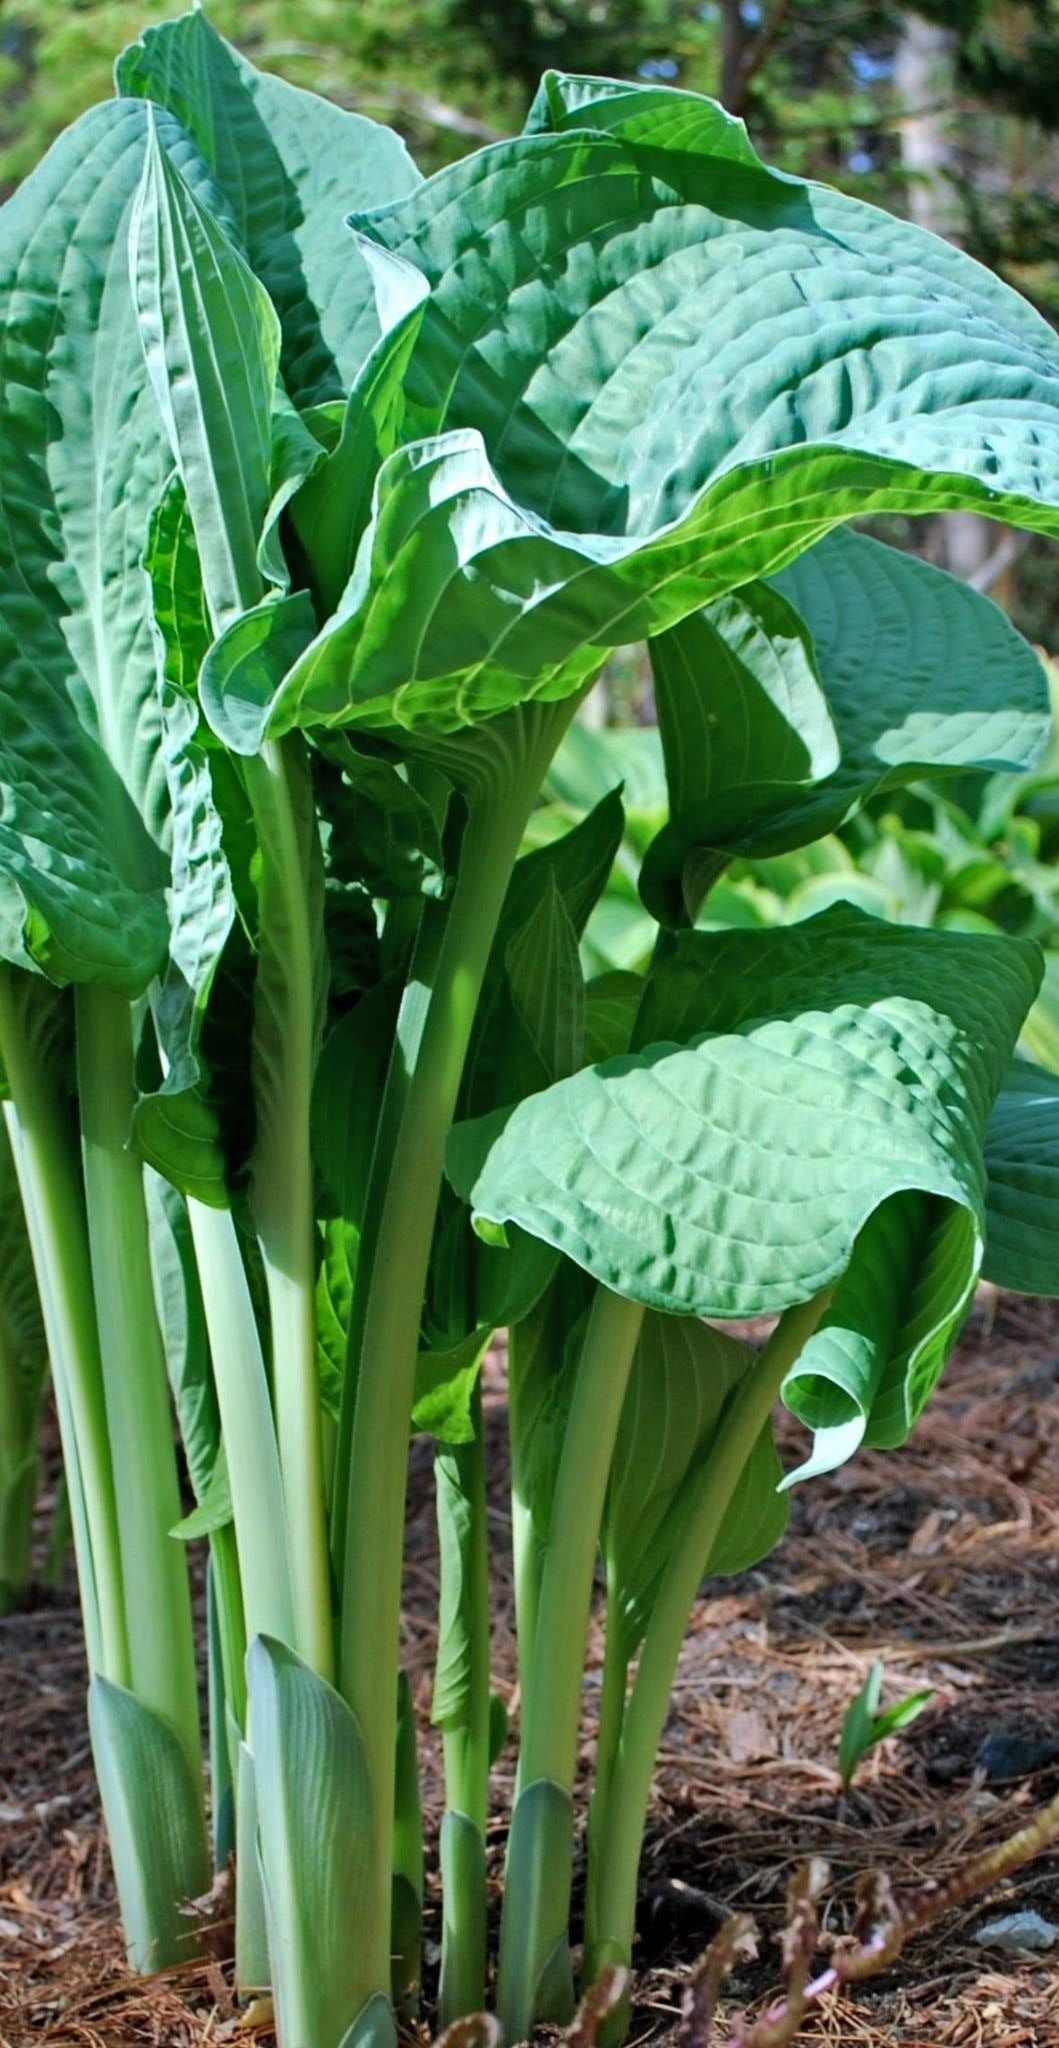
left=116, top=8, right=420, bottom=406
left=982, top=1059, right=1059, bottom=1295
left=0, top=101, right=230, bottom=992
left=524, top=68, right=767, bottom=167
left=450, top=912, right=1038, bottom=1464
left=603, top=1312, right=786, bottom=1666
left=130, top=112, right=316, bottom=630
left=643, top=531, right=1050, bottom=921
left=131, top=112, right=331, bottom=1267
left=190, top=67, right=1059, bottom=750
left=771, top=534, right=1050, bottom=831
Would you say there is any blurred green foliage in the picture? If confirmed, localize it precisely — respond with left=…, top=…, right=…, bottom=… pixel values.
left=2, top=3, right=1058, bottom=192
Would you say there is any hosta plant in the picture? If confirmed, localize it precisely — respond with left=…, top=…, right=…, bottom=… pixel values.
left=6, top=15, right=1059, bottom=2045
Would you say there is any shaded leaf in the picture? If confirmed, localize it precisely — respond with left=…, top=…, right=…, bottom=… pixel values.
left=982, top=1058, right=1059, bottom=1295
left=604, top=1314, right=787, bottom=1664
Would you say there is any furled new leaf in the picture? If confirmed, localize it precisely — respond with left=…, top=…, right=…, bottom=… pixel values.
left=248, top=1637, right=389, bottom=2048
left=132, top=679, right=236, bottom=1205
left=89, top=1676, right=210, bottom=1972
left=130, top=113, right=317, bottom=630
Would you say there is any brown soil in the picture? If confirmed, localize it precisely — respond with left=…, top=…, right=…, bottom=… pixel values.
left=4, top=1293, right=1059, bottom=2048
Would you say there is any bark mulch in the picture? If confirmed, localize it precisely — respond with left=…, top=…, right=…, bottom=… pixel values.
left=4, top=1292, right=1059, bottom=2047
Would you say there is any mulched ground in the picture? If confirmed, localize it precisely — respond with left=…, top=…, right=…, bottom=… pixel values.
left=4, top=1292, right=1059, bottom=2048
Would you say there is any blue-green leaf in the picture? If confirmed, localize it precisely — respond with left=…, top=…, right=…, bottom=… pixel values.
left=248, top=1637, right=384, bottom=2047
left=0, top=102, right=224, bottom=991
left=116, top=8, right=420, bottom=406
left=450, top=912, right=1039, bottom=1468
left=89, top=1676, right=210, bottom=1972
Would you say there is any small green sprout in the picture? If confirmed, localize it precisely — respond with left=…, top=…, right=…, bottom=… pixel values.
left=838, top=1661, right=935, bottom=1791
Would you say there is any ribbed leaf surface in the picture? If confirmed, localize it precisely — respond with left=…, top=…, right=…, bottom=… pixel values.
left=0, top=102, right=226, bottom=990
left=117, top=9, right=420, bottom=404
left=248, top=1637, right=382, bottom=2048
left=217, top=79, right=1059, bottom=744
left=450, top=913, right=1037, bottom=1465
left=644, top=531, right=1049, bottom=917
left=88, top=1676, right=210, bottom=1972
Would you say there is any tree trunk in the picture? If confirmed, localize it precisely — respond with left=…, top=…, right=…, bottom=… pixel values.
left=895, top=13, right=1006, bottom=590
left=719, top=0, right=747, bottom=112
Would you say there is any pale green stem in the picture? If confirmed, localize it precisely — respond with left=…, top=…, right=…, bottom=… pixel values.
left=338, top=701, right=578, bottom=2006
left=584, top=1289, right=833, bottom=1985
left=46, top=1347, right=101, bottom=1668
left=244, top=737, right=333, bottom=1681
left=0, top=1307, right=34, bottom=1605
left=510, top=1493, right=541, bottom=1707
left=186, top=1198, right=295, bottom=1650
left=498, top=1289, right=645, bottom=2039
left=392, top=1668, right=424, bottom=2014
left=75, top=983, right=200, bottom=1772
left=584, top=1590, right=629, bottom=1962
left=209, top=1521, right=248, bottom=1733
left=438, top=1380, right=492, bottom=2024
left=207, top=1540, right=242, bottom=1869
left=0, top=977, right=126, bottom=1682
left=517, top=1289, right=646, bottom=1793
left=440, top=1390, right=492, bottom=1833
